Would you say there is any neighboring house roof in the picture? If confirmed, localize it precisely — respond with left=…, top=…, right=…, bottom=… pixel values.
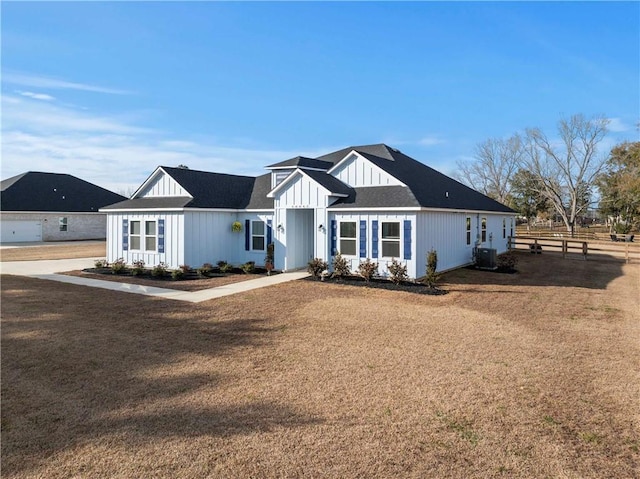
left=0, top=171, right=126, bottom=212
left=266, top=156, right=334, bottom=170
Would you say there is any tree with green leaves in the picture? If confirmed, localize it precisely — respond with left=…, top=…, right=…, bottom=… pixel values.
left=510, top=169, right=551, bottom=226
left=596, top=141, right=640, bottom=231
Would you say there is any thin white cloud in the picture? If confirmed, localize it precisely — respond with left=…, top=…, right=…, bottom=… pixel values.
left=418, top=136, right=446, bottom=147
left=606, top=117, right=633, bottom=133
left=16, top=90, right=55, bottom=101
left=2, top=95, right=151, bottom=135
left=384, top=135, right=446, bottom=148
left=3, top=72, right=132, bottom=95
left=0, top=95, right=334, bottom=194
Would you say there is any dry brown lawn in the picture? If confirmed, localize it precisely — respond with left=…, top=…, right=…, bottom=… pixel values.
left=0, top=241, right=106, bottom=262
left=2, top=253, right=639, bottom=478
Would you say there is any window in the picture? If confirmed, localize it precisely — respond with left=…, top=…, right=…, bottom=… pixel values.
left=510, top=218, right=514, bottom=238
left=59, top=217, right=68, bottom=232
left=503, top=218, right=506, bottom=239
left=130, top=221, right=141, bottom=250
left=466, top=217, right=471, bottom=245
left=129, top=220, right=157, bottom=251
left=481, top=217, right=487, bottom=242
left=339, top=221, right=357, bottom=255
left=252, top=221, right=265, bottom=250
left=381, top=222, right=400, bottom=257
left=145, top=221, right=157, bottom=251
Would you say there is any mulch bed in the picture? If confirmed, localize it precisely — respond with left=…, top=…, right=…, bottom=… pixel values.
left=304, top=274, right=448, bottom=295
left=62, top=267, right=279, bottom=292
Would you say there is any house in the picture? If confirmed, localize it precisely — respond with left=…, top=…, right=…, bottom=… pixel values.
left=102, top=144, right=516, bottom=278
left=1, top=172, right=126, bottom=243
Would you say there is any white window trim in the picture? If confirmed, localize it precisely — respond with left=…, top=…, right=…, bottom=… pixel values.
left=251, top=220, right=266, bottom=251
left=466, top=217, right=471, bottom=246
left=380, top=221, right=401, bottom=258
left=338, top=221, right=357, bottom=257
left=129, top=219, right=157, bottom=252
left=481, top=217, right=487, bottom=243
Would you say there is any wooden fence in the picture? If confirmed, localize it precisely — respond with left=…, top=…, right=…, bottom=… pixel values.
left=510, top=235, right=640, bottom=264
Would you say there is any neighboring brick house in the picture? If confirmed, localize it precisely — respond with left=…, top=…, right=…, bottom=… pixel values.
left=1, top=171, right=125, bottom=242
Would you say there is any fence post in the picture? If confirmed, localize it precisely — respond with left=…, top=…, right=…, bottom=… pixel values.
left=562, top=240, right=567, bottom=258
left=626, top=243, right=629, bottom=264
left=582, top=242, right=588, bottom=260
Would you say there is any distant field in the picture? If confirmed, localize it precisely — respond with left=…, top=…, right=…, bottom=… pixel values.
left=2, top=253, right=639, bottom=478
left=0, top=241, right=106, bottom=262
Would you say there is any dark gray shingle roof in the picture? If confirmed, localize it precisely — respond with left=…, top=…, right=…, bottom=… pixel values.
left=319, top=144, right=514, bottom=213
left=303, top=170, right=353, bottom=196
left=1, top=171, right=126, bottom=212
left=103, top=168, right=274, bottom=211
left=330, top=186, right=419, bottom=208
left=266, top=156, right=333, bottom=170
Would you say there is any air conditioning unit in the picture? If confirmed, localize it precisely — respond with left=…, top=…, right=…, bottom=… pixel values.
left=476, top=248, right=497, bottom=270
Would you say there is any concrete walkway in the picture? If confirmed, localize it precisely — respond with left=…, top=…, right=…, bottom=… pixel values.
left=0, top=258, right=309, bottom=303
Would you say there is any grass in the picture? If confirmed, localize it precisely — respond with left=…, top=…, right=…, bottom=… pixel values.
left=1, top=251, right=639, bottom=478
left=0, top=241, right=106, bottom=261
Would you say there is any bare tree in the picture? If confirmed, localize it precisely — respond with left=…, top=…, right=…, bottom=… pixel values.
left=455, top=134, right=523, bottom=205
left=523, top=114, right=609, bottom=236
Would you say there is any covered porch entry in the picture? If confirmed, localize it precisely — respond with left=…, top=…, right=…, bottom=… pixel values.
left=283, top=208, right=315, bottom=270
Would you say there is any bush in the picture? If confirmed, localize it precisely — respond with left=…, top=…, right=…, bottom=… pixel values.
left=497, top=251, right=518, bottom=271
left=265, top=243, right=275, bottom=275
left=131, top=259, right=145, bottom=276
left=308, top=258, right=328, bottom=279
left=614, top=222, right=632, bottom=234
left=265, top=243, right=275, bottom=263
left=332, top=252, right=351, bottom=278
left=171, top=269, right=184, bottom=280
left=110, top=258, right=127, bottom=275
left=94, top=259, right=108, bottom=269
left=357, top=258, right=378, bottom=283
left=387, top=258, right=409, bottom=285
left=241, top=261, right=256, bottom=274
left=423, top=249, right=440, bottom=288
left=179, top=264, right=191, bottom=273
left=217, top=260, right=232, bottom=274
left=151, top=262, right=169, bottom=278
left=198, top=262, right=215, bottom=277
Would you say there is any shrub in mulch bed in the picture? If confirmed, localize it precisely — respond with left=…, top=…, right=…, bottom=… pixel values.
left=82, top=266, right=276, bottom=282
left=303, top=275, right=447, bottom=295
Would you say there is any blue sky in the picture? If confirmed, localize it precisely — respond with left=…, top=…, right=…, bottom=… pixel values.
left=2, top=1, right=638, bottom=194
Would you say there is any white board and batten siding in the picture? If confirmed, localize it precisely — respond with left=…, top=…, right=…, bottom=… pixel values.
left=415, top=211, right=515, bottom=277
left=271, top=171, right=332, bottom=271
left=137, top=170, right=189, bottom=198
left=330, top=153, right=403, bottom=188
left=106, top=212, right=184, bottom=268
left=329, top=212, right=417, bottom=278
